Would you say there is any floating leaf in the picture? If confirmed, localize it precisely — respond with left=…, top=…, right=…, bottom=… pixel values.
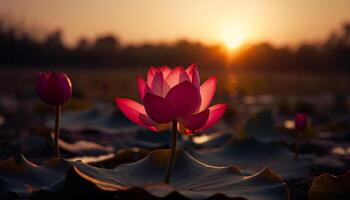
left=0, top=155, right=71, bottom=198
left=48, top=107, right=141, bottom=134
left=0, top=150, right=288, bottom=200
left=309, top=171, right=350, bottom=200
left=192, top=137, right=312, bottom=179
left=112, top=129, right=192, bottom=150
left=84, top=148, right=149, bottom=168
left=244, top=110, right=292, bottom=142
left=73, top=149, right=289, bottom=200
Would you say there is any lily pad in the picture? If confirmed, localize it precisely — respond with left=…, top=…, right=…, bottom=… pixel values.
left=74, top=148, right=149, bottom=169
left=191, top=137, right=312, bottom=179
left=244, top=110, right=292, bottom=142
left=0, top=155, right=71, bottom=198
left=0, top=150, right=289, bottom=200
left=309, top=171, right=350, bottom=200
left=133, top=129, right=172, bottom=146
left=73, top=149, right=289, bottom=200
left=112, top=130, right=191, bottom=150
left=48, top=107, right=141, bottom=134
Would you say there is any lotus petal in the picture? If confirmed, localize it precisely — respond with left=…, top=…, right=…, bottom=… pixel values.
left=160, top=65, right=172, bottom=78
left=199, top=76, right=216, bottom=111
left=143, top=93, right=174, bottom=123
left=150, top=70, right=164, bottom=96
left=166, top=81, right=201, bottom=118
left=199, top=103, right=226, bottom=130
left=183, top=109, right=209, bottom=131
left=164, top=66, right=190, bottom=90
left=115, top=98, right=155, bottom=127
left=186, top=63, right=200, bottom=88
left=146, top=66, right=157, bottom=86
left=136, top=75, right=150, bottom=100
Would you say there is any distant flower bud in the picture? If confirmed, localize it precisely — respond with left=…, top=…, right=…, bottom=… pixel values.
left=36, top=71, right=72, bottom=106
left=295, top=113, right=308, bottom=131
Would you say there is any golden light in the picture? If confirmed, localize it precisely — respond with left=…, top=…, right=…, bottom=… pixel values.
left=222, top=27, right=247, bottom=50
left=284, top=120, right=295, bottom=130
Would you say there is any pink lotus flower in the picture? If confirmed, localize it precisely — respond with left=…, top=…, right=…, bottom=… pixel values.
left=295, top=113, right=308, bottom=131
left=115, top=64, right=226, bottom=134
left=37, top=71, right=72, bottom=106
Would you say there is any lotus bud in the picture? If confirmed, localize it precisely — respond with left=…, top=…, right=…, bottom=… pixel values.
left=36, top=71, right=72, bottom=106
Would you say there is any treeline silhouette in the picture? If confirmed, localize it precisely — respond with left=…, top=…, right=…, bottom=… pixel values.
left=233, top=23, right=350, bottom=71
left=0, top=18, right=350, bottom=71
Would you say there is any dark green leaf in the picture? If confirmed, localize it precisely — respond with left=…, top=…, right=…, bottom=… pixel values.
left=73, top=149, right=289, bottom=200
left=309, top=171, right=350, bottom=200
left=192, top=137, right=312, bottom=179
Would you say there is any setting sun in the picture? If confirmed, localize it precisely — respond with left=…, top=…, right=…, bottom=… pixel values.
left=222, top=27, right=247, bottom=49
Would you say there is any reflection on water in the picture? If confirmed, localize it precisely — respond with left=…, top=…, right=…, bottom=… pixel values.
left=68, top=153, right=115, bottom=163
left=59, top=139, right=114, bottom=154
left=224, top=73, right=238, bottom=98
left=193, top=135, right=211, bottom=144
left=284, top=120, right=295, bottom=130
left=192, top=132, right=225, bottom=144
left=332, top=147, right=350, bottom=155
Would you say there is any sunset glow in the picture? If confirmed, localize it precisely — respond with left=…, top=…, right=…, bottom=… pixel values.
left=222, top=27, right=247, bottom=49
left=1, top=0, right=350, bottom=46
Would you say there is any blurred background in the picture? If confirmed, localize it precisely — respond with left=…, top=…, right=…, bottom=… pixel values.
left=0, top=0, right=350, bottom=163
left=1, top=0, right=350, bottom=99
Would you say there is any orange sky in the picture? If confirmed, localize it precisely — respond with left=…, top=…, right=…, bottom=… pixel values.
left=1, top=0, right=350, bottom=47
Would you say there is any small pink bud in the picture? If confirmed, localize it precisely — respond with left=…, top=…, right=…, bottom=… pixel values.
left=295, top=113, right=308, bottom=131
left=36, top=71, right=72, bottom=106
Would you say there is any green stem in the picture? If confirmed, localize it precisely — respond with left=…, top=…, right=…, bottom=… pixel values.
left=164, top=120, right=178, bottom=183
left=54, top=105, right=61, bottom=158
left=294, top=131, right=301, bottom=160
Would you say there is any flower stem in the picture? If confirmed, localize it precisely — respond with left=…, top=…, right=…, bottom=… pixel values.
left=294, top=131, right=301, bottom=160
left=54, top=105, right=61, bottom=158
left=164, top=120, right=178, bottom=183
